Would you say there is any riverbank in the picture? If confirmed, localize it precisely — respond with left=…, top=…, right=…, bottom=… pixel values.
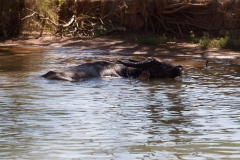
left=1, top=35, right=240, bottom=60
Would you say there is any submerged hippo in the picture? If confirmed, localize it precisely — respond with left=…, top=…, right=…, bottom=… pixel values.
left=42, top=57, right=183, bottom=81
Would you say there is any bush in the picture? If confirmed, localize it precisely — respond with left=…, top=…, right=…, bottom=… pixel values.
left=224, top=34, right=240, bottom=49
left=189, top=31, right=240, bottom=49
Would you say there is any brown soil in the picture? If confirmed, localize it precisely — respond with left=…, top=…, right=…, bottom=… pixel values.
left=1, top=35, right=240, bottom=61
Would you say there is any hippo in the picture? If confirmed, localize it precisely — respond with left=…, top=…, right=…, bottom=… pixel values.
left=42, top=57, right=183, bottom=81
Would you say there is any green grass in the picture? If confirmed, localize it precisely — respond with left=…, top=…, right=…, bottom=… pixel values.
left=132, top=31, right=240, bottom=49
left=190, top=31, right=240, bottom=49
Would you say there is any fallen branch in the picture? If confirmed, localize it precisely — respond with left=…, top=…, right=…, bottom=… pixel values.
left=22, top=8, right=76, bottom=27
left=21, top=12, right=40, bottom=20
left=62, top=15, right=76, bottom=27
left=21, top=8, right=45, bottom=20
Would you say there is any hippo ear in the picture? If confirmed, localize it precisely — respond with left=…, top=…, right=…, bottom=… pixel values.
left=176, top=65, right=184, bottom=71
left=117, top=57, right=155, bottom=68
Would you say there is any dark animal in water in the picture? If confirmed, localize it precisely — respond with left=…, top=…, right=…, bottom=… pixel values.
left=42, top=57, right=183, bottom=81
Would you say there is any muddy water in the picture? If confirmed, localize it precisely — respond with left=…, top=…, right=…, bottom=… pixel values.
left=0, top=46, right=240, bottom=160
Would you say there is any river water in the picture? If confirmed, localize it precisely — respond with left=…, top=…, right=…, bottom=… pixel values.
left=0, top=46, right=240, bottom=160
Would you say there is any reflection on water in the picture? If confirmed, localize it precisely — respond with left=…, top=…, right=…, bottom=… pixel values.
left=0, top=46, right=240, bottom=159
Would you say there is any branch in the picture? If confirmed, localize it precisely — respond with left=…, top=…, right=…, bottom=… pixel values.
left=177, top=23, right=183, bottom=37
left=167, top=21, right=210, bottom=30
left=21, top=12, right=38, bottom=20
left=185, top=11, right=212, bottom=15
left=165, top=3, right=209, bottom=9
left=21, top=8, right=45, bottom=20
left=62, top=15, right=76, bottom=27
left=181, top=12, right=198, bottom=22
left=39, top=17, right=58, bottom=26
left=22, top=8, right=76, bottom=28
left=150, top=13, right=169, bottom=31
left=163, top=3, right=208, bottom=14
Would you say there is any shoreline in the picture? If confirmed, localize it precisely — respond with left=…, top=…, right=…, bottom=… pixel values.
left=1, top=36, right=240, bottom=60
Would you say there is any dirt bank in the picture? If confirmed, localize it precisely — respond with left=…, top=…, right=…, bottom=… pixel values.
left=1, top=36, right=240, bottom=61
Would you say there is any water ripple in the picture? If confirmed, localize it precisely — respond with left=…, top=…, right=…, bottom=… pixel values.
left=0, top=50, right=239, bottom=159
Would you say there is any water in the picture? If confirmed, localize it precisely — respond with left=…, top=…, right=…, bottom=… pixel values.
left=0, top=46, right=240, bottom=159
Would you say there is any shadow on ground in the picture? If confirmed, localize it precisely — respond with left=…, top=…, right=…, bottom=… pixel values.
left=1, top=36, right=240, bottom=60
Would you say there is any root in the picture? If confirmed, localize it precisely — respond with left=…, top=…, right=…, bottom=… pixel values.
left=22, top=0, right=240, bottom=37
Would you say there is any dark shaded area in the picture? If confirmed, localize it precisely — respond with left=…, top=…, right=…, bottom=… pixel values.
left=0, top=0, right=25, bottom=39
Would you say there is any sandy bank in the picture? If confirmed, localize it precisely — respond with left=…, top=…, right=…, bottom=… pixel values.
left=1, top=36, right=240, bottom=60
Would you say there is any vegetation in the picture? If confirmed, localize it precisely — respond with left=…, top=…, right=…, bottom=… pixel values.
left=128, top=26, right=239, bottom=49
left=0, top=0, right=62, bottom=39
left=59, top=0, right=240, bottom=37
left=189, top=31, right=240, bottom=49
left=1, top=0, right=240, bottom=49
left=22, top=0, right=62, bottom=35
left=133, top=34, right=168, bottom=45
left=132, top=31, right=240, bottom=49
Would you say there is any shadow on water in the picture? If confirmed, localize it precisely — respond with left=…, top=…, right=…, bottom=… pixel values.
left=0, top=46, right=240, bottom=159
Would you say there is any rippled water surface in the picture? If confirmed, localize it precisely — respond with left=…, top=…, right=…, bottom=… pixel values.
left=0, top=46, right=240, bottom=159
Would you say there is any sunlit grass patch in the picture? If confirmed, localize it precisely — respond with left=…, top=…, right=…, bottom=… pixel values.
left=131, top=31, right=240, bottom=49
left=190, top=31, right=240, bottom=49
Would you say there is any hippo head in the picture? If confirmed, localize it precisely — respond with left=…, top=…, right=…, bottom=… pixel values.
left=117, top=57, right=183, bottom=79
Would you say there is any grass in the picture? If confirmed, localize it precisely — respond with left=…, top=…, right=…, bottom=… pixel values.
left=133, top=34, right=168, bottom=45
left=132, top=31, right=240, bottom=49
left=190, top=31, right=240, bottom=49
